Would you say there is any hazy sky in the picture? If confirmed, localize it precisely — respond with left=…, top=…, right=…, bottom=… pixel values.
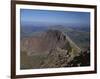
left=20, top=9, right=90, bottom=26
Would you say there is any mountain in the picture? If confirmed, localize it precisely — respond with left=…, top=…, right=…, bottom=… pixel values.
left=21, top=25, right=90, bottom=50
left=47, top=25, right=90, bottom=50
left=20, top=23, right=90, bottom=69
left=20, top=29, right=84, bottom=69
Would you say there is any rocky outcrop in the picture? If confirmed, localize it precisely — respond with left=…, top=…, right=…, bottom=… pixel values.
left=66, top=48, right=90, bottom=67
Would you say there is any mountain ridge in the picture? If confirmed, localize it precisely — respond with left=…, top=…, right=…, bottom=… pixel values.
left=20, top=29, right=84, bottom=69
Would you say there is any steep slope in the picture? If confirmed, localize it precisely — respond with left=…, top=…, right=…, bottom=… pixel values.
left=39, top=30, right=81, bottom=68
left=48, top=25, right=90, bottom=50
left=20, top=29, right=82, bottom=69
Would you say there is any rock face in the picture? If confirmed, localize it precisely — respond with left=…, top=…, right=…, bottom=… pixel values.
left=20, top=29, right=90, bottom=69
left=42, top=30, right=71, bottom=50
left=66, top=48, right=90, bottom=67
left=21, top=30, right=71, bottom=56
